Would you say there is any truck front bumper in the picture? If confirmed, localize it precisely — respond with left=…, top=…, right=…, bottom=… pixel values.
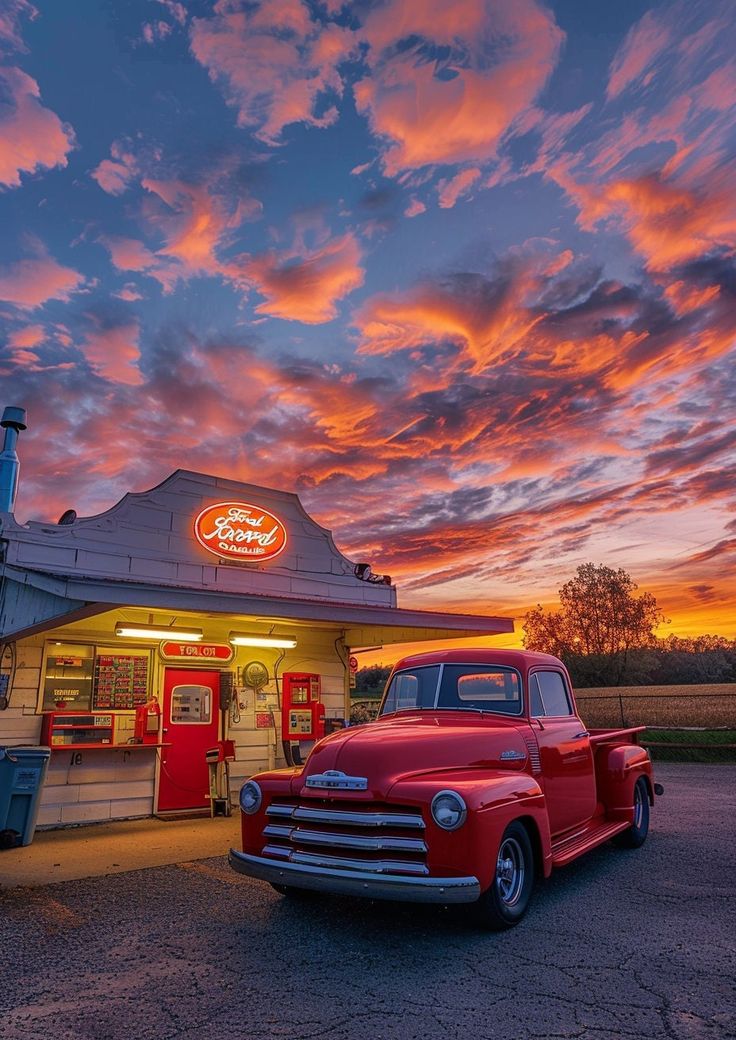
left=228, top=849, right=481, bottom=904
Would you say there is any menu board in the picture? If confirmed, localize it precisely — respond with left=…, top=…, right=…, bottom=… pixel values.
left=93, top=654, right=149, bottom=709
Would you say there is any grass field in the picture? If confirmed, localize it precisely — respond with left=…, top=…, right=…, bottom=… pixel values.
left=575, top=683, right=736, bottom=728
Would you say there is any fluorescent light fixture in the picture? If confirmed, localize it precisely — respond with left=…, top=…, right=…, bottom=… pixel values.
left=228, top=633, right=297, bottom=649
left=115, top=623, right=203, bottom=641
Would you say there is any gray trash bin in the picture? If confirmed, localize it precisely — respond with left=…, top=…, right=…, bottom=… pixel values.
left=0, top=746, right=51, bottom=847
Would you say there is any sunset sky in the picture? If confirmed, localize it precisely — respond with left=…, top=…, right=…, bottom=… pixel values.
left=1, top=0, right=735, bottom=647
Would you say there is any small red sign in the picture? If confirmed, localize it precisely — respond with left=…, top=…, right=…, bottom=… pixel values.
left=349, top=656, right=358, bottom=671
left=160, top=642, right=234, bottom=662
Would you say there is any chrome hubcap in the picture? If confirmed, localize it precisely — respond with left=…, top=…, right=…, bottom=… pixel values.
left=634, top=785, right=644, bottom=829
left=496, top=837, right=525, bottom=906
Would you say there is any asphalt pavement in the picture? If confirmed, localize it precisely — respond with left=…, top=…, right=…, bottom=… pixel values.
left=0, top=762, right=734, bottom=1040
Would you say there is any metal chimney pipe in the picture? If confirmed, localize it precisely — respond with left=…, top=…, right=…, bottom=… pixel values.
left=0, top=406, right=27, bottom=514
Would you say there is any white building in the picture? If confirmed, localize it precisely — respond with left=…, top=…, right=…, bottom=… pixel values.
left=0, top=409, right=513, bottom=828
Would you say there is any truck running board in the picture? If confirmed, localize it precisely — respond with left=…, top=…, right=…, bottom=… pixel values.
left=551, top=818, right=630, bottom=867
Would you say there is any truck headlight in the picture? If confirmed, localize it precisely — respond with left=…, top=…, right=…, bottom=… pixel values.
left=240, top=780, right=262, bottom=814
left=431, top=790, right=467, bottom=831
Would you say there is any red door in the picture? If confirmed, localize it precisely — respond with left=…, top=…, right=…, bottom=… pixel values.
left=158, top=669, right=220, bottom=812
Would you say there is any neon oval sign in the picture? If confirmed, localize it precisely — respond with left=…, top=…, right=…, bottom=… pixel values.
left=193, top=501, right=288, bottom=562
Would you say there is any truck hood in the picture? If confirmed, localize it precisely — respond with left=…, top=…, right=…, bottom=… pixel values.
left=295, top=712, right=530, bottom=799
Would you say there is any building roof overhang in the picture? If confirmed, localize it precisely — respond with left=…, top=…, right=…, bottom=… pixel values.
left=1, top=564, right=513, bottom=647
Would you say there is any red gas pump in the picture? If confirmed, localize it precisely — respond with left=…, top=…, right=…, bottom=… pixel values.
left=134, top=694, right=161, bottom=744
left=281, top=672, right=325, bottom=765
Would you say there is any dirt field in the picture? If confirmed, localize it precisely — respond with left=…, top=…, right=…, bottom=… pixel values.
left=575, top=683, right=736, bottom=728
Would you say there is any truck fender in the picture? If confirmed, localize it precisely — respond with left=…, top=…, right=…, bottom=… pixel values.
left=474, top=774, right=552, bottom=884
left=389, top=771, right=552, bottom=889
left=595, top=744, right=653, bottom=823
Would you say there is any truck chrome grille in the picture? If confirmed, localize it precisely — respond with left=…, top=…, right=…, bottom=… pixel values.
left=262, top=799, right=428, bottom=875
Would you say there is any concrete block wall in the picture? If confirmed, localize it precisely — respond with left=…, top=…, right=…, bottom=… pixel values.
left=37, top=749, right=155, bottom=827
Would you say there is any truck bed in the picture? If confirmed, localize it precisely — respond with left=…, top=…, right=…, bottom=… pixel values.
left=588, top=725, right=646, bottom=745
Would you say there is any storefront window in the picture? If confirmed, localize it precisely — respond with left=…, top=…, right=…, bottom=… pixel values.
left=42, top=643, right=151, bottom=712
left=42, top=643, right=95, bottom=711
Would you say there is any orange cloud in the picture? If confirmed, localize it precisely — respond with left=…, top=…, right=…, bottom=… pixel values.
left=0, top=253, right=85, bottom=308
left=437, top=167, right=481, bottom=209
left=0, top=66, right=75, bottom=188
left=354, top=0, right=563, bottom=175
left=244, top=231, right=364, bottom=323
left=564, top=168, right=736, bottom=271
left=190, top=0, right=355, bottom=144
left=355, top=263, right=545, bottom=371
left=141, top=177, right=254, bottom=283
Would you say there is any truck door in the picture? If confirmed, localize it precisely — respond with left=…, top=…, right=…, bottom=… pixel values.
left=529, top=669, right=597, bottom=835
left=158, top=668, right=220, bottom=812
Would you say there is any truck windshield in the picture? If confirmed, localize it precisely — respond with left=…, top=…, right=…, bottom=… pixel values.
left=380, top=664, right=522, bottom=716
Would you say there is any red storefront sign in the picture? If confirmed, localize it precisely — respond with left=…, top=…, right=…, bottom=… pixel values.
left=193, top=501, right=288, bottom=561
left=160, top=641, right=234, bottom=662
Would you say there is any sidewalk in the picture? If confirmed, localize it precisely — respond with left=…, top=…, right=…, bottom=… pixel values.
left=0, top=813, right=241, bottom=889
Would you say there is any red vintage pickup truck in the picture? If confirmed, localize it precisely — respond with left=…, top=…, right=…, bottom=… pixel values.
left=229, top=649, right=662, bottom=928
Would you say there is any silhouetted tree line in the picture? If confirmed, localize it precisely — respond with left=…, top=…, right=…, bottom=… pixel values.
left=555, top=635, right=736, bottom=688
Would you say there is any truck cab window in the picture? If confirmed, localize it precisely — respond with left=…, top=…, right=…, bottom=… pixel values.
left=531, top=671, right=572, bottom=717
left=438, top=665, right=522, bottom=715
left=381, top=666, right=440, bottom=714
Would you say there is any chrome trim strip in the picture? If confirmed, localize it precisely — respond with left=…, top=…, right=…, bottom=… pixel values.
left=229, top=849, right=480, bottom=904
left=262, top=824, right=293, bottom=840
left=266, top=804, right=297, bottom=818
left=262, top=843, right=291, bottom=859
left=290, top=828, right=428, bottom=853
left=289, top=850, right=429, bottom=875
left=267, top=805, right=425, bottom=829
left=433, top=662, right=444, bottom=709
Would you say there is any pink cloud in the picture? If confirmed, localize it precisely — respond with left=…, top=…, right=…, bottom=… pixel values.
left=437, top=167, right=481, bottom=209
left=101, top=235, right=160, bottom=273
left=0, top=0, right=36, bottom=56
left=0, top=253, right=85, bottom=309
left=404, top=198, right=426, bottom=218
left=81, top=319, right=143, bottom=385
left=0, top=66, right=75, bottom=188
left=354, top=0, right=563, bottom=175
left=244, top=231, right=364, bottom=323
left=190, top=1, right=355, bottom=144
left=155, top=0, right=187, bottom=26
left=113, top=283, right=145, bottom=302
left=91, top=140, right=138, bottom=195
left=8, top=323, right=45, bottom=349
left=607, top=8, right=672, bottom=99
